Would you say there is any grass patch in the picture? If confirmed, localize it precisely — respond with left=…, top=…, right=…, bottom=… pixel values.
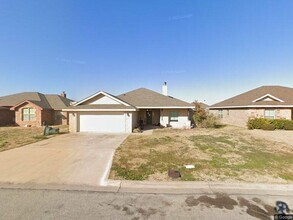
left=279, top=173, right=293, bottom=181
left=0, top=141, right=8, bottom=148
left=0, top=125, right=68, bottom=152
left=110, top=126, right=293, bottom=183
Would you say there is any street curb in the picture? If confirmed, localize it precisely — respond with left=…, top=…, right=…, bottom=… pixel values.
left=0, top=181, right=292, bottom=196
left=109, top=180, right=293, bottom=196
left=0, top=182, right=119, bottom=193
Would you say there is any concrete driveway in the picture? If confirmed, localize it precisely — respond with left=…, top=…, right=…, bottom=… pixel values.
left=0, top=133, right=128, bottom=186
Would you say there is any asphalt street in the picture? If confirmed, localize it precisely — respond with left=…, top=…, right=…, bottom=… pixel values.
left=0, top=188, right=292, bottom=220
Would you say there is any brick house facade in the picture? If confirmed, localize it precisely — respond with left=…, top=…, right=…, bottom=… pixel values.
left=0, top=92, right=72, bottom=127
left=210, top=86, right=293, bottom=127
left=209, top=108, right=293, bottom=127
left=12, top=102, right=55, bottom=127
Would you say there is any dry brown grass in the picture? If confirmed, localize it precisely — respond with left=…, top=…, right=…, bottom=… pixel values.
left=0, top=125, right=69, bottom=152
left=110, top=126, right=293, bottom=183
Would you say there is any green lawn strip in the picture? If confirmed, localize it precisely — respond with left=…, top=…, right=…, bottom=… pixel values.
left=112, top=135, right=195, bottom=180
left=111, top=132, right=293, bottom=181
left=191, top=135, right=293, bottom=180
left=0, top=126, right=67, bottom=152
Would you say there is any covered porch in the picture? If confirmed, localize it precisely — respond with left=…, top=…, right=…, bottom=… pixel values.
left=135, top=108, right=191, bottom=129
left=137, top=109, right=160, bottom=126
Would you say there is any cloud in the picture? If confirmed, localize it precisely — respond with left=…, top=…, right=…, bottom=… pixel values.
left=169, top=14, right=193, bottom=21
left=56, top=58, right=86, bottom=65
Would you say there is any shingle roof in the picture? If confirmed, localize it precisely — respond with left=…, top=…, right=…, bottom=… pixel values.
left=45, top=95, right=72, bottom=110
left=65, top=104, right=136, bottom=110
left=210, top=86, right=293, bottom=108
left=0, top=92, right=73, bottom=110
left=117, top=88, right=193, bottom=108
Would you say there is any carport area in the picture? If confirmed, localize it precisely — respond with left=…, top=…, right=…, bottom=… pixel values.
left=0, top=133, right=128, bottom=186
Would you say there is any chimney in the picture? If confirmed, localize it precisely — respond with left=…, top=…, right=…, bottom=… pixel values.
left=162, top=82, right=168, bottom=96
left=61, top=91, right=67, bottom=98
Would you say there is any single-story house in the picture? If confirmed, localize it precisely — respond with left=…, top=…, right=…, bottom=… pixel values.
left=0, top=92, right=73, bottom=127
left=63, top=83, right=193, bottom=133
left=209, top=85, right=293, bottom=127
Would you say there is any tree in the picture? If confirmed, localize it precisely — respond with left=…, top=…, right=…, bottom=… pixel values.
left=193, top=101, right=207, bottom=127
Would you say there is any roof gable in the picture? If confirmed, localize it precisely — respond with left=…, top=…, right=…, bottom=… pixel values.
left=10, top=100, right=44, bottom=110
left=90, top=95, right=121, bottom=105
left=74, top=91, right=131, bottom=107
left=252, top=94, right=284, bottom=103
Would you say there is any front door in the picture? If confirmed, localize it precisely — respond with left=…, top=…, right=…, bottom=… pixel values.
left=146, top=111, right=152, bottom=125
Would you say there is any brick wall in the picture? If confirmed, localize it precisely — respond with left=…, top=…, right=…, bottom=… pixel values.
left=0, top=109, right=15, bottom=126
left=41, top=109, right=54, bottom=125
left=61, top=111, right=69, bottom=125
left=14, top=102, right=68, bottom=127
left=15, top=103, right=53, bottom=127
left=15, top=103, right=42, bottom=127
left=53, top=111, right=69, bottom=125
left=210, top=108, right=293, bottom=127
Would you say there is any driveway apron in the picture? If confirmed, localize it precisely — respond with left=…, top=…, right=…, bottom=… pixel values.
left=0, top=133, right=128, bottom=186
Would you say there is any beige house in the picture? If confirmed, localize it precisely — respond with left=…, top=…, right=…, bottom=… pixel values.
left=209, top=86, right=293, bottom=127
left=64, top=83, right=193, bottom=133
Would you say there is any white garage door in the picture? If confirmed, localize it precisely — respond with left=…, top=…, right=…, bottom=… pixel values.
left=79, top=113, right=126, bottom=133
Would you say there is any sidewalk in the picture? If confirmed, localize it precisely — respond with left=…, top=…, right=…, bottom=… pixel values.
left=1, top=180, right=293, bottom=196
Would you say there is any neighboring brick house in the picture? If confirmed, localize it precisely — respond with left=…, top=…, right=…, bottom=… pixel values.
left=0, top=92, right=73, bottom=127
left=209, top=86, right=293, bottom=127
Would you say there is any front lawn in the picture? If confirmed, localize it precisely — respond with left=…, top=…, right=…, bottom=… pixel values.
left=110, top=126, right=293, bottom=183
left=0, top=125, right=68, bottom=152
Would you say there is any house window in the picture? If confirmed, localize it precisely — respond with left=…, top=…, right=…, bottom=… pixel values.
left=170, top=111, right=179, bottom=122
left=218, top=110, right=223, bottom=118
left=22, top=108, right=36, bottom=121
left=264, top=110, right=275, bottom=119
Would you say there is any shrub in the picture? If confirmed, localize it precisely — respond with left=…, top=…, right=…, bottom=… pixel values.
left=247, top=118, right=270, bottom=129
left=261, top=123, right=275, bottom=130
left=284, top=123, right=293, bottom=130
left=247, top=118, right=293, bottom=130
left=201, top=114, right=221, bottom=128
left=271, top=119, right=289, bottom=129
left=247, top=119, right=254, bottom=130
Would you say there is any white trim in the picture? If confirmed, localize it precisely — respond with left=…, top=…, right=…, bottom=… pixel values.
left=252, top=94, right=284, bottom=103
left=136, top=106, right=194, bottom=109
left=74, top=91, right=131, bottom=106
left=62, top=109, right=137, bottom=112
left=210, top=105, right=293, bottom=109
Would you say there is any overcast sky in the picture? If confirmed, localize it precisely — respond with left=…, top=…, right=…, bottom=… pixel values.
left=1, top=0, right=293, bottom=104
